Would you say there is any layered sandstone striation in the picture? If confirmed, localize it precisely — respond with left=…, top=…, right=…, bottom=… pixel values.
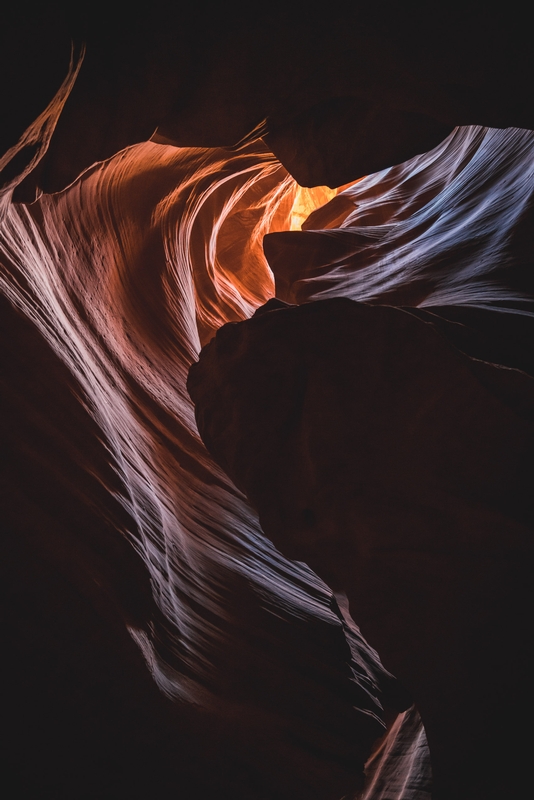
left=2, top=7, right=534, bottom=799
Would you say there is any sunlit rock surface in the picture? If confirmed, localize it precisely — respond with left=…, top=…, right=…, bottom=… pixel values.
left=265, top=126, right=534, bottom=309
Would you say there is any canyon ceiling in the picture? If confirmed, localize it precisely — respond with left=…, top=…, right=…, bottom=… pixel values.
left=1, top=6, right=533, bottom=800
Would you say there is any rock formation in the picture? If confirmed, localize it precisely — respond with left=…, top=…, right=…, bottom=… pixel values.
left=189, top=297, right=534, bottom=799
left=188, top=121, right=534, bottom=798
left=1, top=6, right=534, bottom=799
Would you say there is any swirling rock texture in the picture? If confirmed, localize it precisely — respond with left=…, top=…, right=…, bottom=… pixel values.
left=1, top=6, right=533, bottom=800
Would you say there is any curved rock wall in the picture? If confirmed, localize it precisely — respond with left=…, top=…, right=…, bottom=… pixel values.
left=1, top=11, right=533, bottom=797
left=1, top=140, right=408, bottom=799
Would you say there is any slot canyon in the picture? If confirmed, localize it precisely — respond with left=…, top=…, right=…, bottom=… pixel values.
left=1, top=6, right=533, bottom=799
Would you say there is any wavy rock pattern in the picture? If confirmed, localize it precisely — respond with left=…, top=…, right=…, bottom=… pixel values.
left=1, top=139, right=415, bottom=798
left=1, top=22, right=533, bottom=793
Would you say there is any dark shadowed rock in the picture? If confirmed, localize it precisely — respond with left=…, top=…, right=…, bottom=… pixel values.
left=188, top=298, right=534, bottom=799
left=4, top=6, right=534, bottom=197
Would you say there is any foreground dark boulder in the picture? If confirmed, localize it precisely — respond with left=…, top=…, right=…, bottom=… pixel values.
left=188, top=297, right=534, bottom=799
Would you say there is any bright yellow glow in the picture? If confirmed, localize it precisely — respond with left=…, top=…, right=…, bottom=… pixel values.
left=289, top=185, right=337, bottom=230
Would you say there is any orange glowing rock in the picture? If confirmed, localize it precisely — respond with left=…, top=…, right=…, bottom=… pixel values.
left=289, top=185, right=337, bottom=230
